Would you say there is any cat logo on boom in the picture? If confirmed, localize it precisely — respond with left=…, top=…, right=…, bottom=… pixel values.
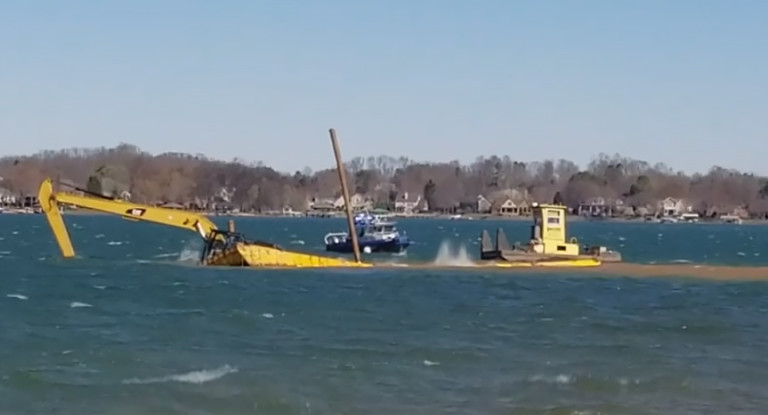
left=125, top=208, right=146, bottom=217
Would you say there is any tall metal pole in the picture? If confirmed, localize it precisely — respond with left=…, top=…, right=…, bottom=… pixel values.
left=329, top=128, right=361, bottom=263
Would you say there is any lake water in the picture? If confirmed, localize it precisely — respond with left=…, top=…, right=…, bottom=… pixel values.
left=1, top=214, right=767, bottom=414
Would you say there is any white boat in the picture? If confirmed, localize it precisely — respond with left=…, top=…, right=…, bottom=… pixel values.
left=720, top=215, right=743, bottom=224
left=679, top=213, right=700, bottom=223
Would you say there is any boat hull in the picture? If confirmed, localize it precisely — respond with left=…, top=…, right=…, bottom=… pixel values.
left=494, top=250, right=619, bottom=264
left=325, top=237, right=411, bottom=254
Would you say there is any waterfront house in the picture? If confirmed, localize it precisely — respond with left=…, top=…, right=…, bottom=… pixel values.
left=492, top=198, right=531, bottom=216
left=308, top=197, right=336, bottom=214
left=333, top=193, right=371, bottom=212
left=476, top=195, right=492, bottom=214
left=657, top=197, right=686, bottom=217
left=578, top=197, right=612, bottom=217
left=395, top=192, right=425, bottom=214
left=487, top=188, right=531, bottom=216
left=0, top=187, right=15, bottom=206
left=704, top=204, right=749, bottom=219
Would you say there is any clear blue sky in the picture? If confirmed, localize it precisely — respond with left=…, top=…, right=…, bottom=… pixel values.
left=1, top=0, right=766, bottom=174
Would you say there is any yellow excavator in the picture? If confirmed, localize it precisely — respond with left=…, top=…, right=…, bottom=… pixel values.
left=37, top=178, right=370, bottom=268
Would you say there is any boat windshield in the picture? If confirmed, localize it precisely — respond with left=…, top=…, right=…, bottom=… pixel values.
left=375, top=224, right=394, bottom=233
left=357, top=224, right=396, bottom=234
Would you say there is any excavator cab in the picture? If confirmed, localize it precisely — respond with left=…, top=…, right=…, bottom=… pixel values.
left=199, top=229, right=286, bottom=264
left=200, top=230, right=249, bottom=262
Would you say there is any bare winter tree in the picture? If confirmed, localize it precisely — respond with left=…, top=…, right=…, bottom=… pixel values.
left=1, top=144, right=767, bottom=217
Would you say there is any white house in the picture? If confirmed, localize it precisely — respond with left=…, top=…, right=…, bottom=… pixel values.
left=477, top=195, right=492, bottom=214
left=657, top=197, right=686, bottom=217
left=395, top=192, right=425, bottom=214
left=0, top=187, right=15, bottom=206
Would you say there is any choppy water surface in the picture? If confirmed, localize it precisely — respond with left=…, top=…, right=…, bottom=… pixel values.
left=1, top=214, right=768, bottom=414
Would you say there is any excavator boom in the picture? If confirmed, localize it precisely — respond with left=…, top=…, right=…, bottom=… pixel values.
left=37, top=178, right=219, bottom=258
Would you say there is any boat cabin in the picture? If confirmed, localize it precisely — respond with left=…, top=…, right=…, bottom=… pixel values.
left=357, top=221, right=396, bottom=237
left=529, top=203, right=579, bottom=256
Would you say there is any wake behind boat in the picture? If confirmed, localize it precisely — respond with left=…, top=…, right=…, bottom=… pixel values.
left=324, top=212, right=412, bottom=254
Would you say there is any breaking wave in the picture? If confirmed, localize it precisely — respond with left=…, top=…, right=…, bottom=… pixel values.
left=122, top=365, right=238, bottom=385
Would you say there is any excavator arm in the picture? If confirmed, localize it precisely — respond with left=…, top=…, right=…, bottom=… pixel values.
left=37, top=178, right=221, bottom=258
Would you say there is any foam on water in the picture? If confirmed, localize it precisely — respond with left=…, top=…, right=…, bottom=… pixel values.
left=173, top=239, right=204, bottom=264
left=122, top=364, right=238, bottom=385
left=433, top=240, right=474, bottom=267
left=154, top=252, right=180, bottom=258
left=530, top=374, right=574, bottom=384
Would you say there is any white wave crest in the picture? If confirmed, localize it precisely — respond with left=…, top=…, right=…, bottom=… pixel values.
left=122, top=364, right=238, bottom=385
left=529, top=374, right=573, bottom=384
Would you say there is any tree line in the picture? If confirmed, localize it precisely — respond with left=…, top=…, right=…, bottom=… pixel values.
left=1, top=143, right=768, bottom=216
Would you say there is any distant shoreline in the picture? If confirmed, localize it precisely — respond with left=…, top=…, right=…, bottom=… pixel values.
left=2, top=208, right=763, bottom=225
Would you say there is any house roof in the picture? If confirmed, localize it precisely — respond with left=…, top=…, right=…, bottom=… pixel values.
left=486, top=189, right=529, bottom=207
left=660, top=197, right=681, bottom=203
left=397, top=192, right=421, bottom=203
left=491, top=197, right=530, bottom=210
left=312, top=202, right=335, bottom=209
left=495, top=199, right=515, bottom=208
